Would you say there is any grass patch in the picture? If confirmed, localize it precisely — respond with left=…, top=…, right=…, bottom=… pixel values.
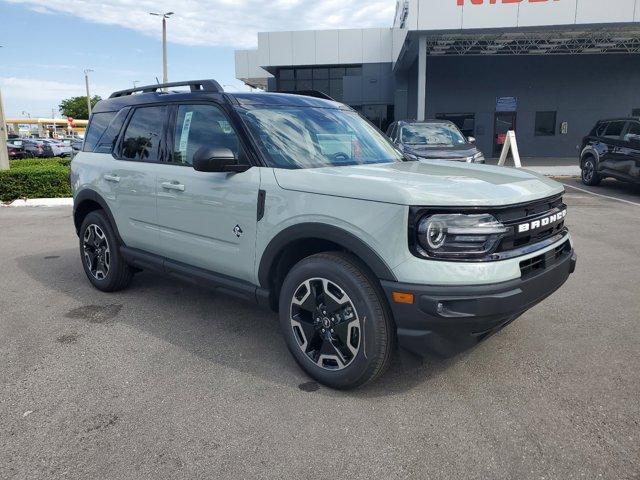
left=1, top=157, right=72, bottom=202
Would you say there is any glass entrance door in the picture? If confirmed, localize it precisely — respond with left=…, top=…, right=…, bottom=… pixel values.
left=494, top=112, right=517, bottom=156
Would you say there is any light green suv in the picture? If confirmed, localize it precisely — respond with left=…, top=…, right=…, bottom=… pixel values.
left=71, top=80, right=577, bottom=389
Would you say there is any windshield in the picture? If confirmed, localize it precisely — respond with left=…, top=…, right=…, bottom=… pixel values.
left=238, top=106, right=403, bottom=169
left=401, top=123, right=467, bottom=146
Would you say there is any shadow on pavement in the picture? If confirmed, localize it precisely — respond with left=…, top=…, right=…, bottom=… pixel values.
left=16, top=247, right=472, bottom=397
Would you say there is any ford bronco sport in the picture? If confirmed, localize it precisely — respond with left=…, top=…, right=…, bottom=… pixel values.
left=71, top=80, right=577, bottom=389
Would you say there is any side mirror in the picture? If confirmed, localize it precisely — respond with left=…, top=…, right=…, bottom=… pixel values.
left=467, top=136, right=476, bottom=144
left=192, top=147, right=250, bottom=173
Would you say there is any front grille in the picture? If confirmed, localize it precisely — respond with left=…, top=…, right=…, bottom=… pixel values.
left=520, top=240, right=571, bottom=277
left=493, top=195, right=567, bottom=253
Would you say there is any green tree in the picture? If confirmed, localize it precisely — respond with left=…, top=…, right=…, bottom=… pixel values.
left=58, top=95, right=102, bottom=119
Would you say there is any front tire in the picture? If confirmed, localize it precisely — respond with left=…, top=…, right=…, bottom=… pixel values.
left=79, top=210, right=133, bottom=292
left=279, top=252, right=393, bottom=389
left=582, top=156, right=601, bottom=186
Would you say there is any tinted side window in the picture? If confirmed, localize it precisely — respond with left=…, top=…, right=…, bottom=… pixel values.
left=624, top=122, right=640, bottom=143
left=170, top=104, right=241, bottom=166
left=603, top=121, right=626, bottom=140
left=120, top=106, right=167, bottom=162
left=83, top=112, right=116, bottom=152
left=94, top=108, right=129, bottom=154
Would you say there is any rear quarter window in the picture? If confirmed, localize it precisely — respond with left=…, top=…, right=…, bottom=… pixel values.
left=594, top=122, right=608, bottom=137
left=94, top=108, right=130, bottom=154
left=603, top=121, right=626, bottom=139
left=83, top=112, right=117, bottom=152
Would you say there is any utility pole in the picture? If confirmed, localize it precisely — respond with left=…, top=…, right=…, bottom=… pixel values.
left=150, top=12, right=174, bottom=84
left=84, top=69, right=93, bottom=118
left=0, top=46, right=8, bottom=171
left=0, top=88, right=9, bottom=171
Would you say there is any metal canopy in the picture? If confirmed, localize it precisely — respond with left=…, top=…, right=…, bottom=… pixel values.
left=425, top=26, right=640, bottom=56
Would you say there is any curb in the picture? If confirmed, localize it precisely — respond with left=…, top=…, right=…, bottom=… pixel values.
left=523, top=166, right=581, bottom=177
left=2, top=198, right=74, bottom=208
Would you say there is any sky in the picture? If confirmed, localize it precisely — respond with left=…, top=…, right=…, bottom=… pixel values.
left=0, top=0, right=396, bottom=118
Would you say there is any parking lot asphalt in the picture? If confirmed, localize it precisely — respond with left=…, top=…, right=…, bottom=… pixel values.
left=1, top=183, right=639, bottom=480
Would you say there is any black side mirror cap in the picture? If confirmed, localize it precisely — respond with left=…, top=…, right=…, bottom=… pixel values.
left=192, top=147, right=251, bottom=173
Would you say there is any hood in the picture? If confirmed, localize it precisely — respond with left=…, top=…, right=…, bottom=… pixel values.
left=404, top=144, right=478, bottom=159
left=273, top=160, right=564, bottom=207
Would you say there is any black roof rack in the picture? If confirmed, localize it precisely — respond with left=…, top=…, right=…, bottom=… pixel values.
left=109, top=79, right=223, bottom=98
left=279, top=90, right=335, bottom=101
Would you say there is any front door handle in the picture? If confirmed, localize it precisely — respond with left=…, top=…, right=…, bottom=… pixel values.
left=161, top=181, right=185, bottom=192
left=103, top=174, right=120, bottom=183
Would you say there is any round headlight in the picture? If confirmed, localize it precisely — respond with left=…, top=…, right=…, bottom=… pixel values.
left=425, top=220, right=446, bottom=249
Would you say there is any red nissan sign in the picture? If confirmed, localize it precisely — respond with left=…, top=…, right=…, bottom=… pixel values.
left=457, top=0, right=560, bottom=5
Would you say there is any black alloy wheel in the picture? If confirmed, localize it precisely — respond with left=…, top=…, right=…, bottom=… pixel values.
left=290, top=277, right=361, bottom=371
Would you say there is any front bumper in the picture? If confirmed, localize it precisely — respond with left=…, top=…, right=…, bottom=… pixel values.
left=381, top=247, right=577, bottom=357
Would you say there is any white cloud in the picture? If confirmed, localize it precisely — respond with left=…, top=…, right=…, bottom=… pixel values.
left=6, top=0, right=396, bottom=48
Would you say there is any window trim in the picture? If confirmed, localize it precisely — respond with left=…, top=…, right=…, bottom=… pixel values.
left=534, top=111, right=557, bottom=137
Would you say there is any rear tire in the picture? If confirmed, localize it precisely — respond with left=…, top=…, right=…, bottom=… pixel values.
left=79, top=210, right=133, bottom=292
left=581, top=156, right=601, bottom=186
left=278, top=252, right=393, bottom=389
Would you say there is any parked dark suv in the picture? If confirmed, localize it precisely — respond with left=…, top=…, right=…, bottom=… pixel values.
left=579, top=118, right=640, bottom=186
left=387, top=120, right=485, bottom=164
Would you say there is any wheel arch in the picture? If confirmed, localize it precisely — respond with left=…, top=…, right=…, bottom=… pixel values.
left=580, top=147, right=599, bottom=168
left=73, top=189, right=123, bottom=244
left=258, top=223, right=397, bottom=311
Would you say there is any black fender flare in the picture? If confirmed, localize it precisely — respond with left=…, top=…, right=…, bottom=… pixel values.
left=258, top=223, right=397, bottom=287
left=73, top=189, right=123, bottom=244
left=580, top=147, right=600, bottom=167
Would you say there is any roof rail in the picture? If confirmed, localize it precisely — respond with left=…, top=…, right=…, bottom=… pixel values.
left=109, top=79, right=223, bottom=98
left=279, top=90, right=336, bottom=101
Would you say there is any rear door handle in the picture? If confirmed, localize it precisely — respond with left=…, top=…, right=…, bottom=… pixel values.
left=103, top=174, right=120, bottom=183
left=161, top=181, right=185, bottom=192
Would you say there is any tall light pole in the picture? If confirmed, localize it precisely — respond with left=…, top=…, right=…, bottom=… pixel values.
left=149, top=12, right=173, bottom=84
left=0, top=45, right=8, bottom=171
left=84, top=69, right=93, bottom=118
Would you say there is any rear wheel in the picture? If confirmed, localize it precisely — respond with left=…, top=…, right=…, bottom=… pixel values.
left=79, top=211, right=133, bottom=292
left=279, top=252, right=393, bottom=389
left=582, top=156, right=601, bottom=186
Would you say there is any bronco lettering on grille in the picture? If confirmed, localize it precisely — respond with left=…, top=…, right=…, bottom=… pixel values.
left=518, top=209, right=566, bottom=234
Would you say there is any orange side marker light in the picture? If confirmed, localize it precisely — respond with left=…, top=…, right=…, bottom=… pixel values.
left=392, top=291, right=415, bottom=304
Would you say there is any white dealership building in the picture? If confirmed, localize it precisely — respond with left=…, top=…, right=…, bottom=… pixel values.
left=235, top=0, right=640, bottom=158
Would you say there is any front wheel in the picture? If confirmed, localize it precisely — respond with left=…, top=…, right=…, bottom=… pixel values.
left=279, top=252, right=394, bottom=389
left=582, top=156, right=601, bottom=186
